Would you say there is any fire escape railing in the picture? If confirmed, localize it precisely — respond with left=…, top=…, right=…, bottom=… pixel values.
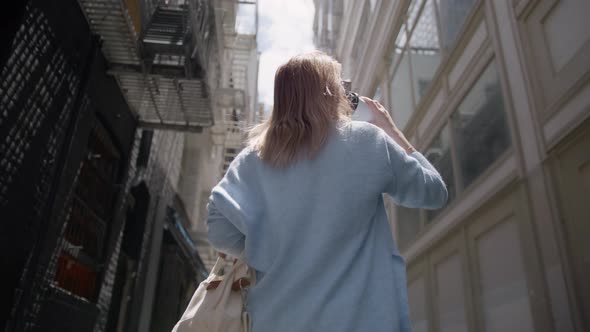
left=79, top=0, right=218, bottom=132
left=217, top=0, right=257, bottom=174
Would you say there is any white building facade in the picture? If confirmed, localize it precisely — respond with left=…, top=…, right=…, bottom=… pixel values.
left=316, top=0, right=590, bottom=331
left=313, top=0, right=344, bottom=55
left=179, top=0, right=259, bottom=270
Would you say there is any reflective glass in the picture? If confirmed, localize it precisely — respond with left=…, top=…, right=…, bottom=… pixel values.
left=424, top=125, right=454, bottom=222
left=396, top=22, right=408, bottom=47
left=369, top=0, right=378, bottom=13
left=396, top=205, right=421, bottom=248
left=450, top=62, right=511, bottom=188
left=373, top=84, right=382, bottom=101
left=436, top=0, right=477, bottom=51
left=389, top=53, right=414, bottom=130
left=409, top=0, right=441, bottom=104
left=389, top=22, right=407, bottom=67
left=407, top=0, right=423, bottom=30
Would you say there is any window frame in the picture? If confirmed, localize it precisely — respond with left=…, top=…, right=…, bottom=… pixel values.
left=423, top=123, right=456, bottom=223
left=388, top=49, right=417, bottom=131
left=396, top=54, right=515, bottom=248
left=406, top=0, right=443, bottom=107
left=387, top=0, right=486, bottom=135
left=435, top=0, right=481, bottom=55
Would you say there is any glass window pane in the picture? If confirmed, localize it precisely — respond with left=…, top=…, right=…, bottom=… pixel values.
left=369, top=0, right=378, bottom=13
left=408, top=276, right=429, bottom=332
left=424, top=125, right=455, bottom=222
left=373, top=85, right=382, bottom=101
left=396, top=205, right=421, bottom=248
left=436, top=0, right=477, bottom=51
left=435, top=253, right=468, bottom=332
left=390, top=53, right=414, bottom=130
left=389, top=22, right=408, bottom=67
left=407, top=0, right=423, bottom=30
left=409, top=0, right=441, bottom=104
left=476, top=219, right=535, bottom=332
left=450, top=62, right=511, bottom=188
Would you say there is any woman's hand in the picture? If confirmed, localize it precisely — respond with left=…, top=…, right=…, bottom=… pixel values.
left=360, top=96, right=416, bottom=154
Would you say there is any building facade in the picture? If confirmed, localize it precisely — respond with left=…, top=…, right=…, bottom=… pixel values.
left=181, top=0, right=260, bottom=271
left=312, top=0, right=344, bottom=55
left=0, top=0, right=258, bottom=331
left=316, top=0, right=590, bottom=331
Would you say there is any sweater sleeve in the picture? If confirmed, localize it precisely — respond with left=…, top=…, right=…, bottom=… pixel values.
left=381, top=131, right=448, bottom=210
left=206, top=149, right=256, bottom=257
left=206, top=201, right=245, bottom=257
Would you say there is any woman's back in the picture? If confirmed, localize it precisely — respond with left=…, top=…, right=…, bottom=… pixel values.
left=207, top=121, right=447, bottom=332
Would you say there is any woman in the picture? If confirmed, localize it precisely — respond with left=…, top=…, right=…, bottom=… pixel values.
left=206, top=52, right=447, bottom=332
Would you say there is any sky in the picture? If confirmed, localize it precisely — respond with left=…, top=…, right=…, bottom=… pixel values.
left=238, top=0, right=316, bottom=112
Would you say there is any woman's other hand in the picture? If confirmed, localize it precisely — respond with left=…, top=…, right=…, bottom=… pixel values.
left=360, top=96, right=416, bottom=154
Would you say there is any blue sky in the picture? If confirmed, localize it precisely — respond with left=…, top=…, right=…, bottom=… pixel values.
left=246, top=0, right=316, bottom=110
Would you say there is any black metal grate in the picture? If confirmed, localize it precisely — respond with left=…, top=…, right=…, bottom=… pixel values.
left=0, top=3, right=89, bottom=330
left=0, top=7, right=80, bottom=207
left=54, top=119, right=121, bottom=302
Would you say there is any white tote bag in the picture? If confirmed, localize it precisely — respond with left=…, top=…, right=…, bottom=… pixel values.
left=171, top=255, right=255, bottom=332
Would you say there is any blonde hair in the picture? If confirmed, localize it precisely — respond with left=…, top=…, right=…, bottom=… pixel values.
left=248, top=51, right=352, bottom=168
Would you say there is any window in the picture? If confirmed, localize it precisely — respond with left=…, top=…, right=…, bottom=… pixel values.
left=369, top=0, right=378, bottom=13
left=436, top=0, right=477, bottom=51
left=407, top=0, right=423, bottom=30
left=387, top=0, right=480, bottom=131
left=408, top=0, right=441, bottom=104
left=390, top=53, right=414, bottom=129
left=390, top=0, right=443, bottom=130
left=424, top=125, right=455, bottom=222
left=56, top=121, right=121, bottom=302
left=451, top=62, right=511, bottom=188
left=394, top=61, right=512, bottom=245
left=397, top=126, right=454, bottom=244
left=389, top=21, right=407, bottom=71
left=373, top=85, right=382, bottom=101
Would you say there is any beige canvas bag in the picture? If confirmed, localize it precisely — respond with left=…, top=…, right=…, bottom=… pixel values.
left=171, top=255, right=255, bottom=332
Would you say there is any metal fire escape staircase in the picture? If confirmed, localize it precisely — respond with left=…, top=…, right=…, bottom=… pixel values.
left=214, top=0, right=257, bottom=174
left=79, top=0, right=217, bottom=132
left=219, top=34, right=254, bottom=173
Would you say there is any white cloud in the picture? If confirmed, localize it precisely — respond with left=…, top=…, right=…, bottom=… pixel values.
left=236, top=3, right=256, bottom=35
left=256, top=0, right=316, bottom=109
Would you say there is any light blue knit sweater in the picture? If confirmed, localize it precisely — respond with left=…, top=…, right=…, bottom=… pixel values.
left=206, top=121, right=448, bottom=332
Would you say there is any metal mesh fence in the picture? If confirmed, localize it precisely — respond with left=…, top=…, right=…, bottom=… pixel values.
left=1, top=1, right=201, bottom=331
left=0, top=2, right=93, bottom=330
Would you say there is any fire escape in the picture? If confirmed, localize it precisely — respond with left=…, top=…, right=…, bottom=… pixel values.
left=79, top=0, right=257, bottom=271
left=79, top=0, right=218, bottom=132
left=213, top=0, right=258, bottom=175
left=191, top=0, right=258, bottom=270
